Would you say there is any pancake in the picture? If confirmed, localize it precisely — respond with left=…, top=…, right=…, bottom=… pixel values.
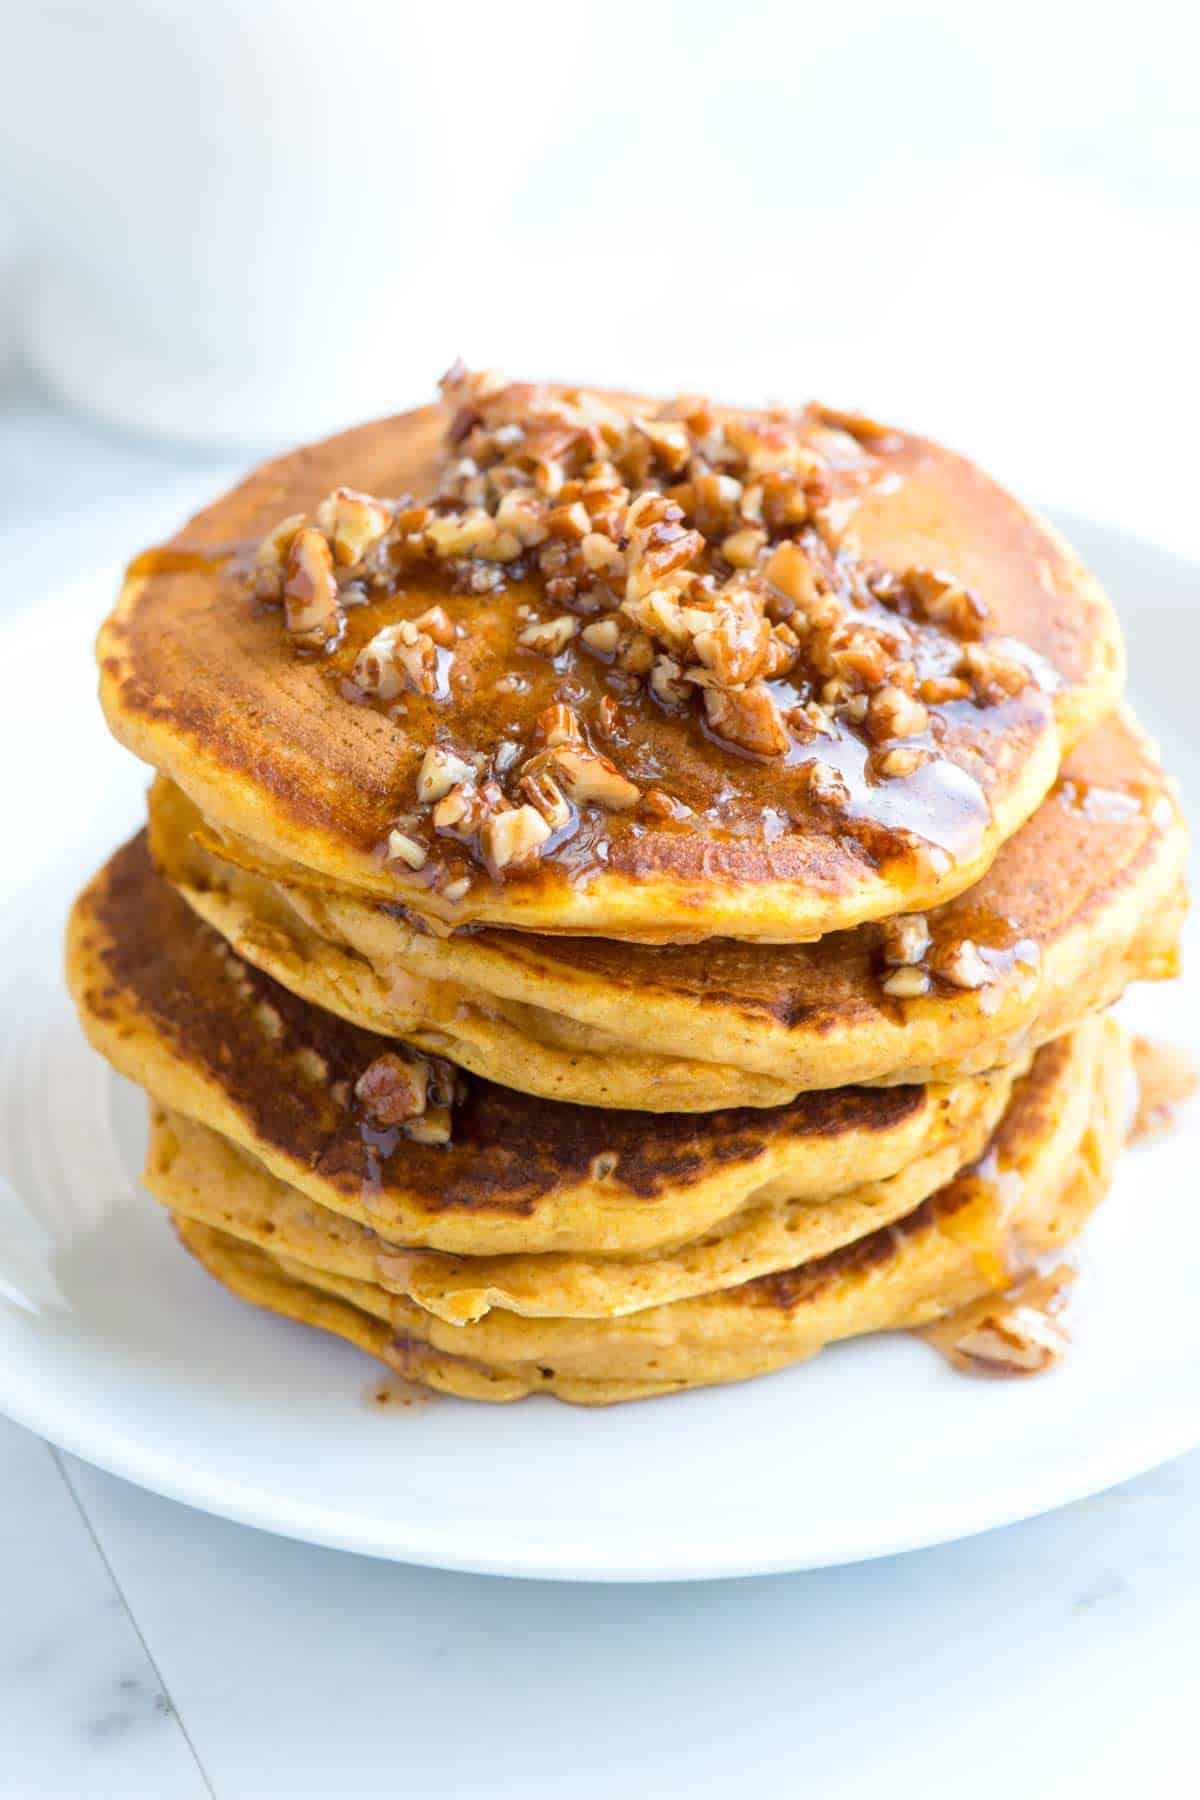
left=170, top=1019, right=1129, bottom=1403
left=151, top=709, right=1186, bottom=1108
left=146, top=1076, right=1006, bottom=1322
left=96, top=372, right=1123, bottom=944
left=67, top=835, right=1014, bottom=1256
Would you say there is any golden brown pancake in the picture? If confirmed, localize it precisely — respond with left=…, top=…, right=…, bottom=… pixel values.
left=66, top=835, right=1014, bottom=1255
left=146, top=1085, right=1004, bottom=1323
left=150, top=709, right=1186, bottom=1108
left=170, top=1019, right=1128, bottom=1403
left=96, top=380, right=1123, bottom=943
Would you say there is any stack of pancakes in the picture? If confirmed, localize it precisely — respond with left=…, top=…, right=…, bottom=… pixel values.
left=67, top=371, right=1187, bottom=1402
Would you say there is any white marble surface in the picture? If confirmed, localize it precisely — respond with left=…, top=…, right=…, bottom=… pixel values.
left=0, top=1410, right=1196, bottom=1798
left=3, top=76, right=1200, bottom=1781
left=0, top=1417, right=208, bottom=1797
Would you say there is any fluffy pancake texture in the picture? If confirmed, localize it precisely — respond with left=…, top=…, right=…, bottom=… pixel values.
left=96, top=378, right=1123, bottom=943
left=167, top=1019, right=1128, bottom=1403
left=149, top=709, right=1185, bottom=1108
left=67, top=837, right=1012, bottom=1255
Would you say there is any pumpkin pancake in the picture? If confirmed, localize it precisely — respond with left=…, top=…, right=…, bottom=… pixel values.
left=66, top=835, right=1013, bottom=1256
left=170, top=1019, right=1128, bottom=1403
left=150, top=709, right=1185, bottom=1109
left=146, top=1074, right=1008, bottom=1323
left=97, top=371, right=1122, bottom=944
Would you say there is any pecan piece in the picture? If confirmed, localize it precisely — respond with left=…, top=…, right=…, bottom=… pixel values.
left=354, top=622, right=442, bottom=699
left=315, top=487, right=390, bottom=567
left=702, top=682, right=789, bottom=756
left=416, top=745, right=474, bottom=804
left=254, top=512, right=305, bottom=602
left=481, top=804, right=552, bottom=873
left=517, top=615, right=578, bottom=656
left=283, top=528, right=342, bottom=648
left=880, top=913, right=931, bottom=966
left=930, top=938, right=993, bottom=989
left=550, top=747, right=641, bottom=810
left=865, top=684, right=929, bottom=742
left=386, top=829, right=428, bottom=870
left=355, top=1052, right=429, bottom=1126
left=906, top=566, right=988, bottom=640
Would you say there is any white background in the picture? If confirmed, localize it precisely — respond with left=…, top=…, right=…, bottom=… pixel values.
left=1, top=2, right=1198, bottom=1792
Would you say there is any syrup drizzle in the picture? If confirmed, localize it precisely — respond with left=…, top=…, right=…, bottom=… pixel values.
left=921, top=1265, right=1076, bottom=1377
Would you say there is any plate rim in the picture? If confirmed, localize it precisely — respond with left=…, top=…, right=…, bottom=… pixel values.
left=2, top=1321, right=1200, bottom=1582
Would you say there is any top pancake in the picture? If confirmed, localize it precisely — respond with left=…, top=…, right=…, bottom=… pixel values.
left=96, top=374, right=1123, bottom=942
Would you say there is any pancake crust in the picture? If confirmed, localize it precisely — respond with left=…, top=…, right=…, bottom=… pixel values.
left=152, top=710, right=1186, bottom=1107
left=96, top=387, right=1123, bottom=942
left=171, top=1019, right=1127, bottom=1403
left=67, top=836, right=1012, bottom=1254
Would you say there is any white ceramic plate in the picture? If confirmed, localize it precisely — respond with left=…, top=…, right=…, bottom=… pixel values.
left=1, top=520, right=1196, bottom=1582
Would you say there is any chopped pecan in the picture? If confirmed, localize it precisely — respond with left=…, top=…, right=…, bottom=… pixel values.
left=425, top=509, right=502, bottom=559
left=928, top=1269, right=1075, bottom=1377
left=804, top=759, right=851, bottom=809
left=930, top=938, right=993, bottom=989
left=416, top=745, right=474, bottom=804
left=688, top=589, right=775, bottom=686
left=403, top=1106, right=455, bottom=1146
left=580, top=531, right=625, bottom=577
left=906, top=566, right=988, bottom=639
left=757, top=467, right=815, bottom=529
left=518, top=754, right=573, bottom=829
left=621, top=586, right=692, bottom=657
left=481, top=804, right=551, bottom=873
left=763, top=540, right=823, bottom=616
left=880, top=913, right=931, bottom=966
left=354, top=621, right=442, bottom=699
left=875, top=746, right=928, bottom=779
left=643, top=787, right=693, bottom=821
left=615, top=627, right=656, bottom=676
left=958, top=642, right=1032, bottom=704
left=550, top=746, right=641, bottom=810
left=819, top=620, right=902, bottom=691
left=919, top=674, right=970, bottom=705
left=413, top=604, right=456, bottom=648
left=254, top=512, right=305, bottom=601
left=283, top=528, right=342, bottom=648
left=386, top=828, right=428, bottom=870
left=624, top=494, right=704, bottom=601
left=545, top=500, right=592, bottom=541
left=432, top=781, right=493, bottom=841
left=535, top=703, right=582, bottom=747
left=649, top=655, right=691, bottom=709
left=633, top=416, right=691, bottom=473
left=355, top=1051, right=429, bottom=1126
left=580, top=617, right=621, bottom=656
left=294, top=1045, right=329, bottom=1084
left=866, top=684, right=929, bottom=742
left=686, top=471, right=743, bottom=536
left=720, top=527, right=767, bottom=569
left=881, top=964, right=931, bottom=998
left=315, top=487, right=390, bottom=568
left=702, top=683, right=789, bottom=757
left=517, top=614, right=578, bottom=656
left=494, top=490, right=550, bottom=548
